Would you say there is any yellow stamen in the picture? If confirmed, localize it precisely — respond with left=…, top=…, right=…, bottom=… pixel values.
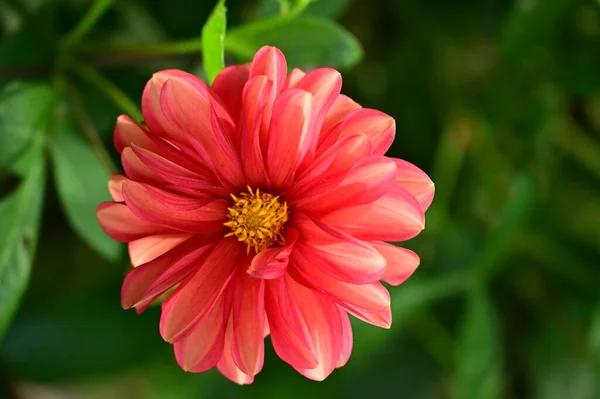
left=224, top=187, right=289, bottom=253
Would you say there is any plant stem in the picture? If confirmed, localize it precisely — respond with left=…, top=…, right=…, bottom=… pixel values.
left=61, top=0, right=115, bottom=49
left=68, top=61, right=143, bottom=123
left=81, top=38, right=203, bottom=58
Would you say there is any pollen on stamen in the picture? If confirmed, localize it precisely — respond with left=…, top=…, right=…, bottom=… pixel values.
left=225, top=186, right=289, bottom=254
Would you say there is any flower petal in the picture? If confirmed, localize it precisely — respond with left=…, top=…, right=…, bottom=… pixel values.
left=296, top=68, right=342, bottom=140
left=336, top=309, right=353, bottom=368
left=113, top=115, right=158, bottom=153
left=265, top=277, right=318, bottom=370
left=320, top=185, right=425, bottom=242
left=249, top=46, right=287, bottom=94
left=231, top=272, right=265, bottom=376
left=289, top=248, right=391, bottom=328
left=122, top=180, right=227, bottom=234
left=128, top=233, right=191, bottom=267
left=292, top=215, right=386, bottom=284
left=247, top=228, right=297, bottom=279
left=108, top=174, right=126, bottom=202
left=284, top=68, right=306, bottom=89
left=174, top=293, right=229, bottom=372
left=266, top=89, right=314, bottom=190
left=97, top=202, right=170, bottom=242
left=159, top=75, right=245, bottom=190
left=370, top=241, right=420, bottom=286
left=392, top=158, right=435, bottom=211
left=321, top=94, right=361, bottom=135
left=121, top=237, right=216, bottom=309
left=287, top=277, right=345, bottom=381
left=217, top=312, right=254, bottom=385
left=290, top=156, right=396, bottom=216
left=325, top=108, right=395, bottom=156
left=212, top=64, right=250, bottom=123
left=159, top=238, right=242, bottom=342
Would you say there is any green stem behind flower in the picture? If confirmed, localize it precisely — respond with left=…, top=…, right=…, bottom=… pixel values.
left=61, top=0, right=115, bottom=49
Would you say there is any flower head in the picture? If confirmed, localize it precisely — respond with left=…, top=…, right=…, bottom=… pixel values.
left=97, top=46, right=434, bottom=384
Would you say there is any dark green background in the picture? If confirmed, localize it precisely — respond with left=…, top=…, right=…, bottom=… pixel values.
left=0, top=0, right=599, bottom=398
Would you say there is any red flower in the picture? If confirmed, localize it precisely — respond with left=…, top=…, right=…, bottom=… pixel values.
left=98, top=46, right=434, bottom=384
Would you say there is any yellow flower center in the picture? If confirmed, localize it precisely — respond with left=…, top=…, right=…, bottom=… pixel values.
left=224, top=186, right=288, bottom=254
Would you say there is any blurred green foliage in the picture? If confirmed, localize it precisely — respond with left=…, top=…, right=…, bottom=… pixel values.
left=0, top=0, right=599, bottom=398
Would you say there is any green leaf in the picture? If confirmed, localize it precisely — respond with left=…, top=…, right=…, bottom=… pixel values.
left=202, top=0, right=227, bottom=84
left=226, top=16, right=363, bottom=69
left=453, top=287, right=504, bottom=399
left=0, top=141, right=46, bottom=341
left=50, top=120, right=120, bottom=262
left=590, top=303, right=600, bottom=357
left=0, top=81, right=54, bottom=168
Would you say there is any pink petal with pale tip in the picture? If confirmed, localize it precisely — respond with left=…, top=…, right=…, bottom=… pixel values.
left=321, top=95, right=361, bottom=135
left=392, top=158, right=435, bottom=211
left=97, top=202, right=170, bottom=242
left=122, top=180, right=227, bottom=234
left=287, top=277, right=344, bottom=381
left=266, top=89, right=315, bottom=190
left=160, top=77, right=245, bottom=190
left=265, top=277, right=318, bottom=370
left=108, top=174, right=126, bottom=202
left=289, top=249, right=391, bottom=328
left=247, top=228, right=297, bottom=279
left=249, top=46, right=287, bottom=94
left=239, top=76, right=273, bottom=188
left=292, top=215, right=386, bottom=284
left=231, top=272, right=265, bottom=376
left=159, top=238, right=242, bottom=342
left=370, top=241, right=420, bottom=286
left=297, top=68, right=342, bottom=135
left=284, top=68, right=306, bottom=89
left=290, top=156, right=396, bottom=216
left=326, top=108, right=395, bottom=156
left=113, top=115, right=158, bottom=154
left=336, top=309, right=353, bottom=368
left=121, top=147, right=164, bottom=186
left=212, top=64, right=250, bottom=123
left=320, top=185, right=425, bottom=242
left=121, top=237, right=216, bottom=309
left=217, top=313, right=254, bottom=385
left=174, top=293, right=229, bottom=372
left=128, top=233, right=191, bottom=267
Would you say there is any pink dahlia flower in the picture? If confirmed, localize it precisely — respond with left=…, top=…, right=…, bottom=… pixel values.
left=97, top=46, right=434, bottom=384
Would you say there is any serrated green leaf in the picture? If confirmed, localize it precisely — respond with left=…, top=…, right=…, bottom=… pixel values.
left=202, top=0, right=227, bottom=84
left=0, top=81, right=54, bottom=168
left=50, top=120, right=120, bottom=262
left=453, top=287, right=504, bottom=399
left=0, top=141, right=46, bottom=341
left=226, top=16, right=362, bottom=69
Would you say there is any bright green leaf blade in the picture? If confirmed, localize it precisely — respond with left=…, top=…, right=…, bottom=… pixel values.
left=453, top=287, right=504, bottom=399
left=202, top=0, right=227, bottom=84
left=226, top=16, right=363, bottom=69
left=0, top=142, right=46, bottom=341
left=0, top=81, right=53, bottom=168
left=50, top=121, right=120, bottom=262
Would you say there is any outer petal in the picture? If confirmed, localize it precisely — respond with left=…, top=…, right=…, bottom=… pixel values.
left=321, top=95, right=361, bottom=135
left=159, top=238, right=242, bottom=342
left=217, top=312, right=254, bottom=385
left=113, top=115, right=158, bottom=153
left=159, top=76, right=245, bottom=190
left=287, top=277, right=345, bottom=381
left=174, top=293, right=229, bottom=372
left=128, top=233, right=191, bottom=267
left=122, top=180, right=227, bottom=235
left=290, top=156, right=396, bottom=217
left=108, top=174, right=126, bottom=202
left=290, top=248, right=391, bottom=328
left=320, top=185, right=425, bottom=242
left=265, top=277, right=318, bottom=370
left=370, top=241, right=420, bottom=286
left=249, top=46, right=287, bottom=94
left=231, top=272, right=265, bottom=376
left=323, top=108, right=395, bottom=156
left=266, top=89, right=314, bottom=190
left=392, top=158, right=435, bottom=211
left=97, top=202, right=170, bottom=242
left=212, top=64, right=250, bottom=123
left=121, top=237, right=216, bottom=309
left=292, top=215, right=386, bottom=284
left=336, top=309, right=353, bottom=368
left=247, top=228, right=298, bottom=279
